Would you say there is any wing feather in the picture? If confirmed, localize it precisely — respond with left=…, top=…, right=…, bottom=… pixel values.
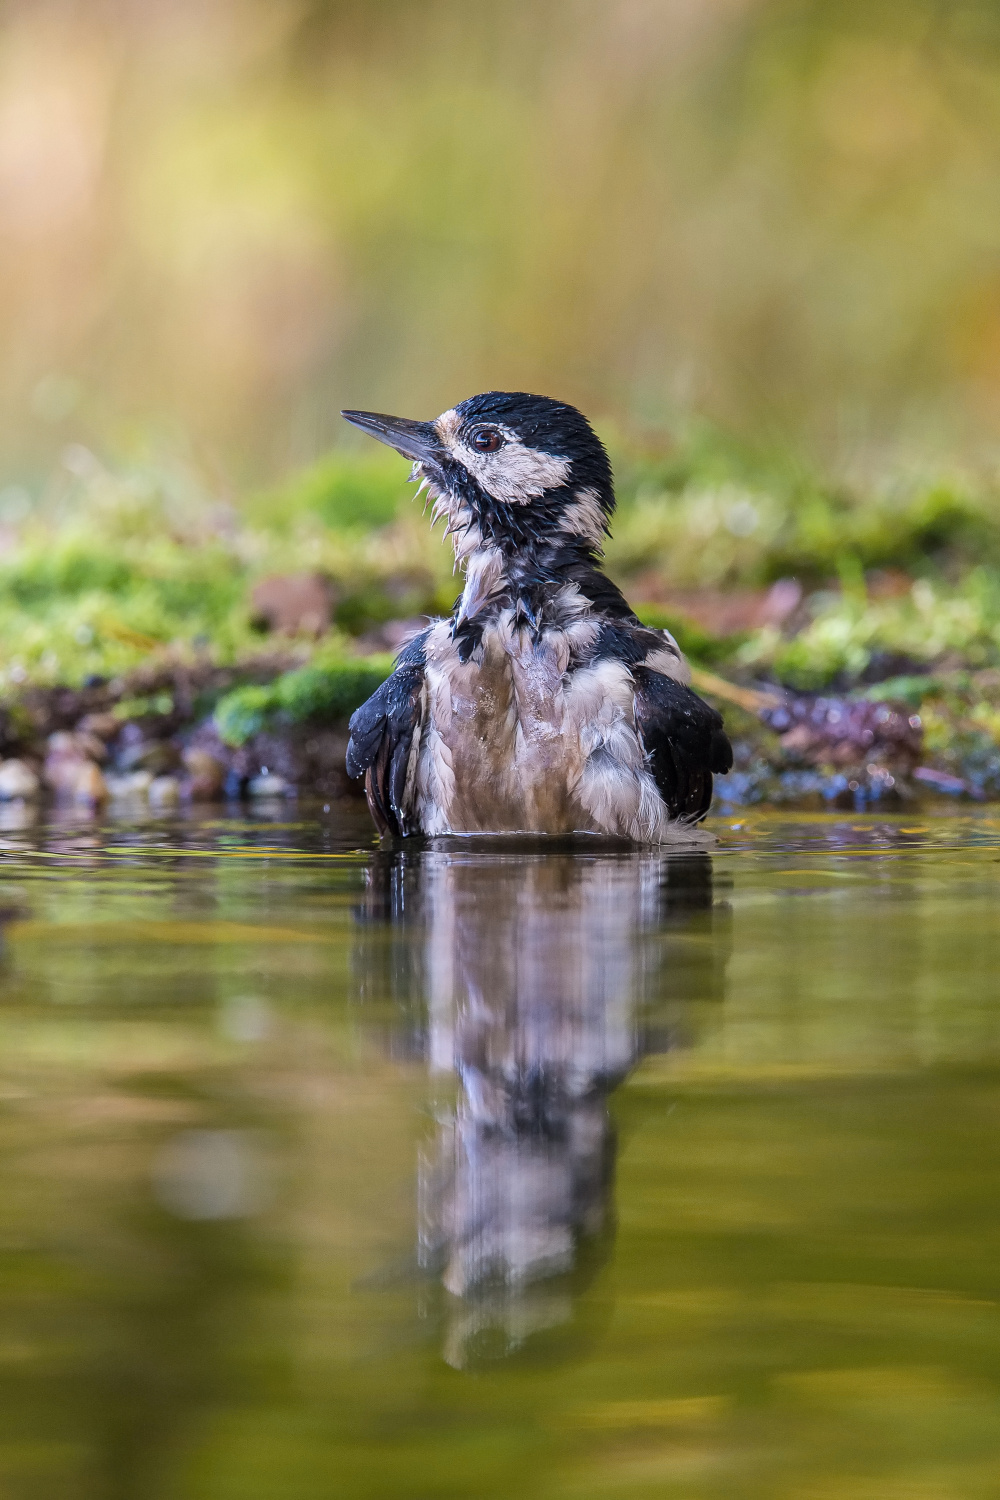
left=346, top=633, right=427, bottom=836
left=632, top=666, right=733, bottom=823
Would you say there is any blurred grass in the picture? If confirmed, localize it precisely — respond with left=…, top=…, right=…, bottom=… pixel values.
left=0, top=444, right=456, bottom=691
left=4, top=432, right=1000, bottom=706
left=5, top=0, right=1000, bottom=771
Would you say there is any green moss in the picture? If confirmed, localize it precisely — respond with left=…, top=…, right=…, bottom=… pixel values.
left=608, top=426, right=1000, bottom=592
left=214, top=685, right=274, bottom=746
left=0, top=448, right=454, bottom=690
left=735, top=570, right=1000, bottom=689
left=114, top=693, right=175, bottom=720
left=248, top=449, right=408, bottom=532
left=3, top=430, right=1000, bottom=715
left=272, top=653, right=394, bottom=722
left=214, top=653, right=394, bottom=747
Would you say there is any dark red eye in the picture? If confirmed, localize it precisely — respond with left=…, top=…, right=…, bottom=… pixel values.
left=470, top=427, right=503, bottom=453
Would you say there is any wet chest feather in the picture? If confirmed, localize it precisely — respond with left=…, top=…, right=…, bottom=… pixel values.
left=416, top=620, right=646, bottom=834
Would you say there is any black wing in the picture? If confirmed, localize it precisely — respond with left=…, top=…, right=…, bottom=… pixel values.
left=632, top=667, right=733, bottom=823
left=346, top=634, right=427, bottom=837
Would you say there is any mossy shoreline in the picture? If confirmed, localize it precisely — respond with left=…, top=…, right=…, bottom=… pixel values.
left=0, top=628, right=992, bottom=816
left=3, top=428, right=1000, bottom=810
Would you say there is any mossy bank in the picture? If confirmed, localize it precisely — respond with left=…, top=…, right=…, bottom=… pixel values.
left=2, top=428, right=1000, bottom=811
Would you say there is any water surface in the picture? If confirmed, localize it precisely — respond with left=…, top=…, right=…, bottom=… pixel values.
left=2, top=803, right=1000, bottom=1498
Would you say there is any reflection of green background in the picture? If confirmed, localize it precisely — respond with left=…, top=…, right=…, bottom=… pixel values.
left=6, top=0, right=1000, bottom=479
left=3, top=811, right=1000, bottom=1497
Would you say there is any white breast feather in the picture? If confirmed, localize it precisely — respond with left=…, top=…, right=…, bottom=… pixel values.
left=408, top=574, right=710, bottom=843
left=417, top=625, right=460, bottom=833
left=565, top=657, right=711, bottom=844
left=456, top=545, right=504, bottom=626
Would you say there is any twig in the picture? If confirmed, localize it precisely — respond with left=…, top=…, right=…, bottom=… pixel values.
left=688, top=667, right=783, bottom=713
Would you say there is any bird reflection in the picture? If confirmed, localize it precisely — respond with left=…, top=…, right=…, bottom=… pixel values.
left=355, top=839, right=729, bottom=1365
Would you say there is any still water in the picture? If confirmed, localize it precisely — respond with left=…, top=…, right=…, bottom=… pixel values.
left=1, top=802, right=1000, bottom=1498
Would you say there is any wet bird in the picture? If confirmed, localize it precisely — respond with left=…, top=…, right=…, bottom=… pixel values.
left=342, top=392, right=732, bottom=841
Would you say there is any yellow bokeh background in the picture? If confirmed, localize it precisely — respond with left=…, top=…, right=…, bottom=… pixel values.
left=5, top=0, right=1000, bottom=480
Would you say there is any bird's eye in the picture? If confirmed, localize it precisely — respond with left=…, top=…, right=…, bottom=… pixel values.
left=470, top=427, right=503, bottom=453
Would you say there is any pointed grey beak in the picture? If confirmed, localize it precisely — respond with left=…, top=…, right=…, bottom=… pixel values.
left=341, top=409, right=445, bottom=464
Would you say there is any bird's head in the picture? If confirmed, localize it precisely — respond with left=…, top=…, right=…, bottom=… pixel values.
left=341, top=392, right=614, bottom=561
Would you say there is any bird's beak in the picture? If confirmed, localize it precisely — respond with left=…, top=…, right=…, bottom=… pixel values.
left=341, top=409, right=445, bottom=464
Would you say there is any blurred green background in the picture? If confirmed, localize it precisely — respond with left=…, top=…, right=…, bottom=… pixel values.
left=6, top=0, right=1000, bottom=482
left=8, top=0, right=1000, bottom=750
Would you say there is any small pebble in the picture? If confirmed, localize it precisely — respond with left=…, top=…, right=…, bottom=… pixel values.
left=44, top=732, right=108, bottom=800
left=247, top=774, right=288, bottom=799
left=76, top=712, right=120, bottom=742
left=73, top=762, right=108, bottom=807
left=148, top=775, right=180, bottom=808
left=181, top=747, right=226, bottom=800
left=0, top=759, right=39, bottom=802
left=105, top=770, right=153, bottom=801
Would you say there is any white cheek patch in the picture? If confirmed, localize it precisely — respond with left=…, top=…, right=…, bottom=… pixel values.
left=557, top=487, right=606, bottom=547
left=434, top=411, right=571, bottom=505
left=466, top=440, right=571, bottom=504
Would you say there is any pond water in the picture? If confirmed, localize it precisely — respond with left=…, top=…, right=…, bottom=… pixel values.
left=1, top=802, right=1000, bottom=1498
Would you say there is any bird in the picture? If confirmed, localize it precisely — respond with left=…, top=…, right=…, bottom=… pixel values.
left=341, top=391, right=733, bottom=841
